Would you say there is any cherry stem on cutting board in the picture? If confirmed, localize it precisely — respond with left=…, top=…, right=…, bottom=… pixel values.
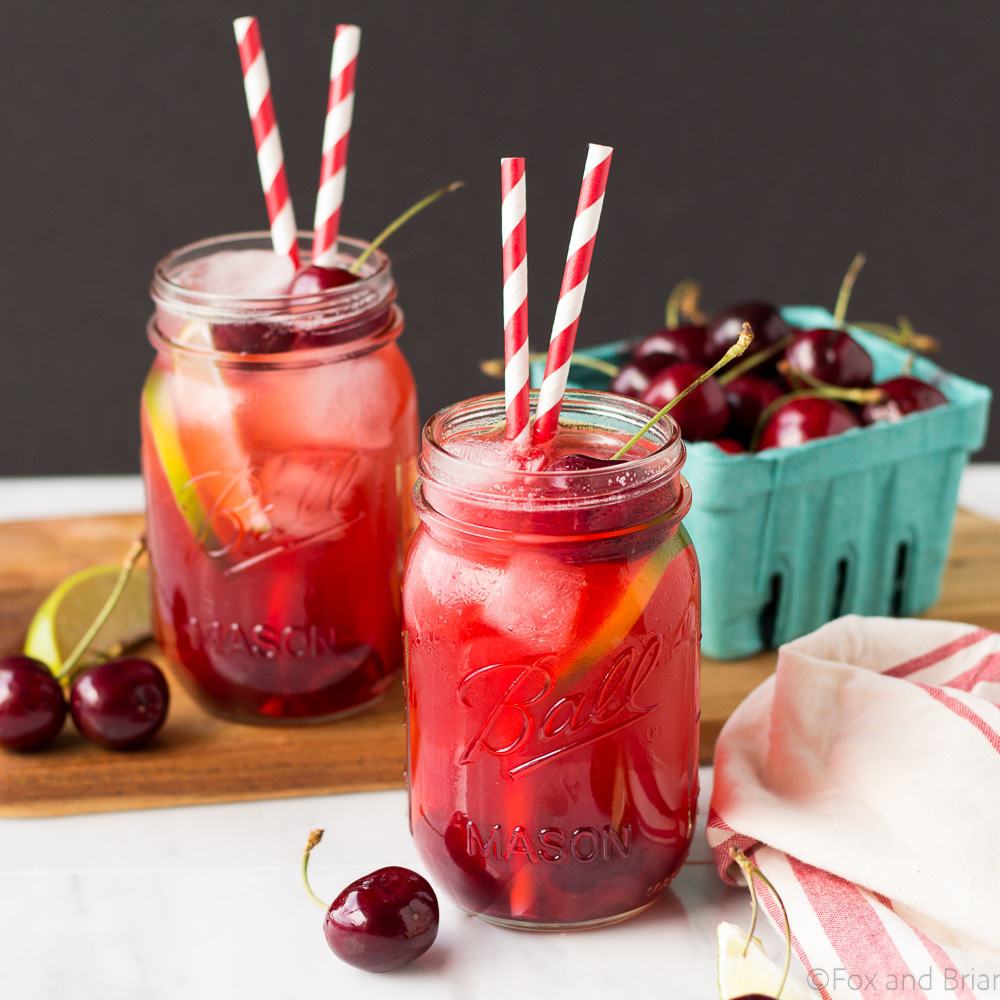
left=301, top=829, right=330, bottom=909
left=56, top=537, right=147, bottom=684
left=610, top=323, right=754, bottom=460
left=350, top=181, right=465, bottom=275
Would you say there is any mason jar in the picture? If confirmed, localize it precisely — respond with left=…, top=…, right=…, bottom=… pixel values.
left=142, top=232, right=417, bottom=722
left=403, top=390, right=700, bottom=929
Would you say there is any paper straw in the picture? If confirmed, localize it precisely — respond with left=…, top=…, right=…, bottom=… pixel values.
left=312, top=24, right=361, bottom=267
left=233, top=16, right=300, bottom=268
left=532, top=143, right=613, bottom=444
left=500, top=157, right=530, bottom=444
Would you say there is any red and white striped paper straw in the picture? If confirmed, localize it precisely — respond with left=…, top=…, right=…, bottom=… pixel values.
left=233, top=16, right=300, bottom=269
left=501, top=157, right=530, bottom=444
left=312, top=24, right=361, bottom=267
left=532, top=143, right=613, bottom=445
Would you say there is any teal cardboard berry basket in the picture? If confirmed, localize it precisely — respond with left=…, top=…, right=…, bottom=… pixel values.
left=531, top=305, right=993, bottom=660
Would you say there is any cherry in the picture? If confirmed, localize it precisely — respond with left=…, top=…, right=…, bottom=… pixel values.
left=861, top=375, right=947, bottom=424
left=633, top=324, right=707, bottom=367
left=211, top=321, right=296, bottom=354
left=723, top=374, right=785, bottom=442
left=289, top=264, right=360, bottom=295
left=713, top=438, right=747, bottom=454
left=323, top=866, right=439, bottom=973
left=610, top=354, right=669, bottom=400
left=705, top=302, right=791, bottom=365
left=757, top=397, right=860, bottom=451
left=784, top=328, right=873, bottom=387
left=642, top=362, right=730, bottom=441
left=302, top=829, right=438, bottom=974
left=69, top=657, right=169, bottom=750
left=0, top=655, right=66, bottom=751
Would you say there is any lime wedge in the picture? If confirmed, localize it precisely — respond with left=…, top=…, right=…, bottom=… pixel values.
left=142, top=320, right=270, bottom=546
left=717, top=921, right=811, bottom=1000
left=24, top=564, right=152, bottom=671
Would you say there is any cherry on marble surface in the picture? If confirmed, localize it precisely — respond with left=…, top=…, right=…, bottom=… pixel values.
left=324, top=866, right=439, bottom=973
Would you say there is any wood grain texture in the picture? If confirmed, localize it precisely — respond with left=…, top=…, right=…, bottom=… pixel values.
left=0, top=511, right=996, bottom=817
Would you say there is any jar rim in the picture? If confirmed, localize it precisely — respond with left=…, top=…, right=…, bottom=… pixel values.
left=415, top=390, right=690, bottom=543
left=148, top=231, right=400, bottom=367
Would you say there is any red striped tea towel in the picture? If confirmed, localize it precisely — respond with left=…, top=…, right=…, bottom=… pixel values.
left=709, top=616, right=1000, bottom=999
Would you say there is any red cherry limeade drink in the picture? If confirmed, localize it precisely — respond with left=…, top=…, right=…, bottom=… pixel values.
left=404, top=391, right=700, bottom=929
left=142, top=233, right=417, bottom=721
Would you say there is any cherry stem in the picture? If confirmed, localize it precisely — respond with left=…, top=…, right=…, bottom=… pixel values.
left=664, top=279, right=704, bottom=328
left=350, top=181, right=465, bottom=275
left=610, top=323, right=754, bottom=460
left=301, top=828, right=330, bottom=910
left=732, top=849, right=791, bottom=1000
left=749, top=385, right=884, bottom=450
left=832, top=252, right=866, bottom=327
left=55, top=537, right=147, bottom=683
left=479, top=352, right=620, bottom=379
left=716, top=335, right=792, bottom=387
left=853, top=319, right=939, bottom=354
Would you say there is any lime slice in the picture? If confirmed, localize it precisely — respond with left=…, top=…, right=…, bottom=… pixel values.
left=142, top=321, right=271, bottom=545
left=717, top=921, right=811, bottom=1000
left=24, top=564, right=152, bottom=670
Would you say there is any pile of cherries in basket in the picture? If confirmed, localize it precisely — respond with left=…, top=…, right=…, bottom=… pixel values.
left=609, top=257, right=947, bottom=452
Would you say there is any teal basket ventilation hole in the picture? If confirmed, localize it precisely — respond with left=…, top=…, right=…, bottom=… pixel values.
left=529, top=305, right=992, bottom=660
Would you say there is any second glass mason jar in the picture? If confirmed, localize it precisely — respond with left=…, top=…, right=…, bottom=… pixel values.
left=142, top=233, right=418, bottom=722
left=403, top=391, right=700, bottom=930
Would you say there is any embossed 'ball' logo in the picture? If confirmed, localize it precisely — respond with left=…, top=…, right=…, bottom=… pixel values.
left=457, top=634, right=663, bottom=778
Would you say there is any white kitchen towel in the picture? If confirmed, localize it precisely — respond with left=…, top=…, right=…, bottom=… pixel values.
left=709, top=616, right=1000, bottom=1000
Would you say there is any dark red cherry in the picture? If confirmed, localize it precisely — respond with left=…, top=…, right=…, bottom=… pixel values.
left=69, top=658, right=169, bottom=751
left=548, top=453, right=625, bottom=472
left=610, top=355, right=670, bottom=400
left=713, top=437, right=747, bottom=454
left=211, top=321, right=296, bottom=354
left=861, top=375, right=947, bottom=424
left=0, top=655, right=66, bottom=751
left=324, top=866, right=439, bottom=973
left=289, top=264, right=360, bottom=295
left=757, top=397, right=860, bottom=451
left=633, top=324, right=707, bottom=366
left=723, top=374, right=785, bottom=441
left=705, top=302, right=791, bottom=365
left=784, top=328, right=873, bottom=387
left=642, top=362, right=730, bottom=441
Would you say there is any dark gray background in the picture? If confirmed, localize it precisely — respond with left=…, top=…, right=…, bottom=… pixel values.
left=3, top=0, right=997, bottom=473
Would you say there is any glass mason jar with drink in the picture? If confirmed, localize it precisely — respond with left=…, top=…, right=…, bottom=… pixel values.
left=142, top=233, right=417, bottom=722
left=404, top=390, right=701, bottom=928
left=141, top=19, right=462, bottom=722
left=401, top=147, right=751, bottom=927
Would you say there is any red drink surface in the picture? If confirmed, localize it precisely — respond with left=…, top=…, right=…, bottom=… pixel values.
left=404, top=407, right=700, bottom=928
left=142, top=239, right=417, bottom=721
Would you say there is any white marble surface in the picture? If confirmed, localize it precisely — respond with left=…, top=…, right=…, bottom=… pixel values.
left=1, top=468, right=997, bottom=999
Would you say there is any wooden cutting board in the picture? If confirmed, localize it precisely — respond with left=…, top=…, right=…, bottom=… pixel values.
left=1, top=511, right=997, bottom=817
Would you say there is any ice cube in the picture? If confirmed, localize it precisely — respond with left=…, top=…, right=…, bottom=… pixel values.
left=480, top=552, right=585, bottom=654
left=177, top=250, right=295, bottom=297
left=445, top=434, right=548, bottom=472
